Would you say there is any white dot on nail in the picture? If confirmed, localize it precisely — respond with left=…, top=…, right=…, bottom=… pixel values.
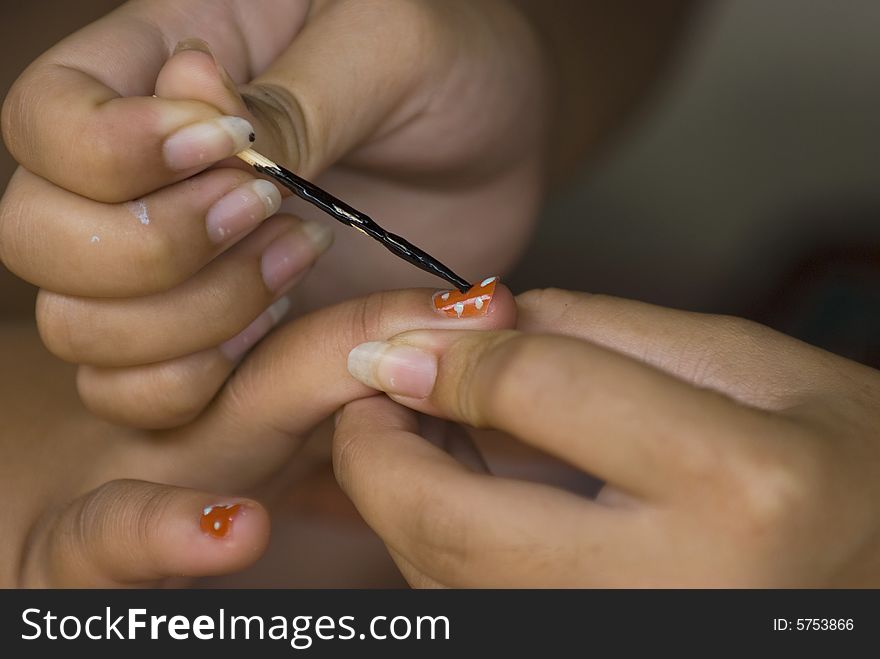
left=213, top=520, right=221, bottom=531
left=203, top=506, right=213, bottom=516
left=480, top=276, right=496, bottom=287
left=453, top=302, right=464, bottom=317
left=474, top=297, right=484, bottom=310
left=441, top=292, right=450, bottom=301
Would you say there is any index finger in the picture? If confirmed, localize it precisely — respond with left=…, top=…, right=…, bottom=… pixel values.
left=160, top=284, right=517, bottom=491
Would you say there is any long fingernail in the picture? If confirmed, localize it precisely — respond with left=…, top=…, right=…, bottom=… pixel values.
left=163, top=116, right=255, bottom=171
left=219, top=296, right=290, bottom=361
left=206, top=179, right=281, bottom=243
left=433, top=276, right=498, bottom=318
left=347, top=341, right=438, bottom=398
left=200, top=503, right=245, bottom=539
left=260, top=220, right=334, bottom=293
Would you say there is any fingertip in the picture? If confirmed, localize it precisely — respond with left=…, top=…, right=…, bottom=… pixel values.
left=156, top=39, right=249, bottom=118
left=486, top=281, right=517, bottom=328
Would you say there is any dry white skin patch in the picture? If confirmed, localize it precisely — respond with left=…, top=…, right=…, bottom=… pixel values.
left=126, top=199, right=150, bottom=226
left=90, top=235, right=100, bottom=244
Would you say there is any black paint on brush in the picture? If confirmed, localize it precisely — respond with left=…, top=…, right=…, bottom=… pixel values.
left=252, top=162, right=472, bottom=293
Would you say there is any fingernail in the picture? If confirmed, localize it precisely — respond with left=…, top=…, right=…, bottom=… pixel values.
left=163, top=116, right=255, bottom=171
left=173, top=37, right=213, bottom=56
left=200, top=503, right=244, bottom=539
left=260, top=220, right=333, bottom=293
left=433, top=276, right=498, bottom=318
left=347, top=341, right=438, bottom=398
left=206, top=179, right=281, bottom=243
left=173, top=38, right=241, bottom=99
left=219, top=296, right=290, bottom=361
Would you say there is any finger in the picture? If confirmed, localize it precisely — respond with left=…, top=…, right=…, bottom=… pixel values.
left=516, top=289, right=838, bottom=408
left=22, top=480, right=269, bottom=587
left=150, top=5, right=441, bottom=177
left=344, top=329, right=773, bottom=495
left=334, top=396, right=624, bottom=587
left=237, top=0, right=454, bottom=176
left=76, top=296, right=292, bottom=429
left=1, top=1, right=310, bottom=201
left=36, top=214, right=331, bottom=366
left=0, top=166, right=281, bottom=297
left=166, top=283, right=516, bottom=490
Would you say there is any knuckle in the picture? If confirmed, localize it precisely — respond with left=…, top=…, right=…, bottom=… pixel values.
left=454, top=332, right=539, bottom=426
left=0, top=183, right=26, bottom=272
left=342, top=290, right=388, bottom=347
left=1, top=76, right=34, bottom=162
left=77, top=363, right=215, bottom=429
left=35, top=291, right=84, bottom=361
left=728, top=434, right=825, bottom=541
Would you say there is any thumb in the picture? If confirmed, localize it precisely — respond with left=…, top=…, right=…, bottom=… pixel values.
left=160, top=3, right=445, bottom=178
left=21, top=480, right=269, bottom=587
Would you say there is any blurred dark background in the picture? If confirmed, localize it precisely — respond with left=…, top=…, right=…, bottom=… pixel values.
left=2, top=0, right=878, bottom=365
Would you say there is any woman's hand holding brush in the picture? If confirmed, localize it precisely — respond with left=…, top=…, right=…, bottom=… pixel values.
left=0, top=0, right=547, bottom=429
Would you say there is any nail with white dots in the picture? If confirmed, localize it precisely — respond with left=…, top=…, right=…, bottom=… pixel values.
left=432, top=276, right=498, bottom=318
left=200, top=503, right=244, bottom=539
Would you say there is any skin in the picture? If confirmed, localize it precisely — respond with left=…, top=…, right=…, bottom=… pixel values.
left=0, top=0, right=551, bottom=429
left=17, top=0, right=855, bottom=588
left=0, top=0, right=556, bottom=585
left=0, top=288, right=516, bottom=586
left=335, top=289, right=880, bottom=587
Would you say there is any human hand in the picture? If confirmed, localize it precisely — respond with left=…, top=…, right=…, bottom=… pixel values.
left=0, top=0, right=545, bottom=428
left=0, top=283, right=514, bottom=586
left=336, top=288, right=880, bottom=586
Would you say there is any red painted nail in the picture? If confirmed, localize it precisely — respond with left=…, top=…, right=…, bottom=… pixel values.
left=200, top=503, right=243, bottom=538
left=433, top=276, right=498, bottom=318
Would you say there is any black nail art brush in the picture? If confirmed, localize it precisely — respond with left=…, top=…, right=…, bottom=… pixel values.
left=237, top=149, right=472, bottom=293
